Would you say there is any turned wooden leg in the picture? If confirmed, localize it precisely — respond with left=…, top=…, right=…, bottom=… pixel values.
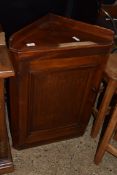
left=94, top=105, right=117, bottom=164
left=91, top=79, right=117, bottom=138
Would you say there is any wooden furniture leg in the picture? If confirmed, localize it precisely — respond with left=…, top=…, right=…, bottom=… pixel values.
left=95, top=104, right=117, bottom=165
left=91, top=79, right=117, bottom=138
left=0, top=79, right=14, bottom=174
left=0, top=28, right=14, bottom=174
left=114, top=131, right=117, bottom=141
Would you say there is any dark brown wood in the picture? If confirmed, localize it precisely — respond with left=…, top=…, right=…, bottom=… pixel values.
left=102, top=3, right=117, bottom=18
left=0, top=46, right=14, bottom=78
left=0, top=79, right=14, bottom=174
left=0, top=28, right=14, bottom=174
left=9, top=14, right=114, bottom=149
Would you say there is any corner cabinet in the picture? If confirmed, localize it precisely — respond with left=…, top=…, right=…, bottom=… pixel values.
left=9, top=14, right=114, bottom=149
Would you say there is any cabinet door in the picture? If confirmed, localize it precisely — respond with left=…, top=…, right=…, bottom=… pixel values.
left=10, top=55, right=102, bottom=148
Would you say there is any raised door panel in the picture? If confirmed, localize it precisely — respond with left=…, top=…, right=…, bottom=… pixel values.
left=29, top=68, right=93, bottom=132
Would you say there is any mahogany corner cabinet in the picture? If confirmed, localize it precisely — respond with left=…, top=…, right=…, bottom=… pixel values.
left=9, top=14, right=114, bottom=149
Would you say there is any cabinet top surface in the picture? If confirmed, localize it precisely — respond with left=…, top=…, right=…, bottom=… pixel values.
left=0, top=30, right=14, bottom=78
left=9, top=14, right=114, bottom=53
left=0, top=46, right=14, bottom=78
